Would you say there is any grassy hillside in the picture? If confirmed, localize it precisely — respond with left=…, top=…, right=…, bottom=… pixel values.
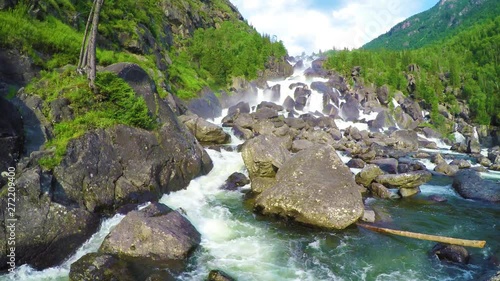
left=0, top=0, right=288, bottom=167
left=326, top=16, right=500, bottom=131
left=363, top=0, right=500, bottom=50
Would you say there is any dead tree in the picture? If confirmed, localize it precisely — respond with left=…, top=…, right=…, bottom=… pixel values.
left=78, top=0, right=104, bottom=91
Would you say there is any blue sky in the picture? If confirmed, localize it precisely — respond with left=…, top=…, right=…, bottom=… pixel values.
left=231, top=0, right=439, bottom=55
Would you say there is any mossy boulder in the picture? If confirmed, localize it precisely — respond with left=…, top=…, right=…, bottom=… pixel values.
left=375, top=170, right=432, bottom=188
left=355, top=164, right=385, bottom=188
left=69, top=253, right=134, bottom=281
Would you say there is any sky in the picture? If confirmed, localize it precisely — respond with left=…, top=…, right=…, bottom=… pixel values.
left=231, top=0, right=438, bottom=55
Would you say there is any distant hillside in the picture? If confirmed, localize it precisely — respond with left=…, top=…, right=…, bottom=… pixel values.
left=363, top=0, right=500, bottom=50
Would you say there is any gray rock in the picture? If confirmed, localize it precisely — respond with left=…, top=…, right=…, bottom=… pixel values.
left=340, top=95, right=360, bottom=122
left=241, top=135, right=289, bottom=193
left=255, top=145, right=364, bottom=229
left=347, top=158, right=366, bottom=168
left=452, top=170, right=500, bottom=202
left=227, top=101, right=250, bottom=117
left=54, top=124, right=212, bottom=213
left=100, top=203, right=200, bottom=270
left=0, top=167, right=100, bottom=270
left=355, top=164, right=385, bottom=188
left=431, top=243, right=470, bottom=264
left=291, top=139, right=314, bottom=152
left=390, top=130, right=419, bottom=151
left=375, top=170, right=432, bottom=188
left=370, top=183, right=392, bottom=199
left=69, top=253, right=134, bottom=281
left=208, top=270, right=235, bottom=281
left=179, top=115, right=230, bottom=144
left=449, top=159, right=471, bottom=169
left=369, top=158, right=399, bottom=174
left=221, top=172, right=250, bottom=191
left=186, top=88, right=222, bottom=120
left=434, top=163, right=459, bottom=176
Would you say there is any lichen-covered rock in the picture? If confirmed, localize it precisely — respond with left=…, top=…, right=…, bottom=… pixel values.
left=241, top=134, right=289, bottom=193
left=355, top=164, right=385, bottom=188
left=375, top=170, right=432, bottom=188
left=99, top=203, right=200, bottom=270
left=69, top=253, right=134, bottom=281
left=255, top=145, right=364, bottom=229
left=179, top=114, right=230, bottom=144
left=370, top=183, right=392, bottom=199
left=434, top=163, right=459, bottom=176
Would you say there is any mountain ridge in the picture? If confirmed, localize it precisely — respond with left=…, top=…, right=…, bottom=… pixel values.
left=363, top=0, right=500, bottom=50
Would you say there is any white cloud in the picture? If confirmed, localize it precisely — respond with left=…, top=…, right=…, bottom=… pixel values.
left=231, top=0, right=428, bottom=55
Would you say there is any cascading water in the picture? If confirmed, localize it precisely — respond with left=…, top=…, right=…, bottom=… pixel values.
left=3, top=58, right=499, bottom=281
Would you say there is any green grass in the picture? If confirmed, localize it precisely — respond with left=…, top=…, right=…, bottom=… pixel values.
left=26, top=69, right=156, bottom=169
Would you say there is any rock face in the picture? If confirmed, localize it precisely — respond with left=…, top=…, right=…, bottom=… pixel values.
left=255, top=145, right=364, bottom=229
left=69, top=253, right=134, bottom=281
left=100, top=203, right=200, bottom=270
left=54, top=124, right=213, bottom=213
left=452, top=170, right=500, bottom=202
left=0, top=97, right=23, bottom=187
left=179, top=114, right=230, bottom=144
left=431, top=243, right=470, bottom=264
left=0, top=48, right=39, bottom=95
left=241, top=134, right=289, bottom=193
left=0, top=167, right=100, bottom=270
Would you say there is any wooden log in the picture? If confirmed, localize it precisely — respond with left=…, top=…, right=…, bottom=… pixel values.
left=357, top=222, right=486, bottom=248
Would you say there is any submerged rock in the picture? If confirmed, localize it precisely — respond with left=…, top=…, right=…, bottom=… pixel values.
left=100, top=203, right=200, bottom=271
left=221, top=172, right=250, bottom=191
left=452, top=170, right=500, bottom=202
left=255, top=145, right=364, bottom=229
left=431, top=243, right=470, bottom=264
left=208, top=270, right=236, bottom=281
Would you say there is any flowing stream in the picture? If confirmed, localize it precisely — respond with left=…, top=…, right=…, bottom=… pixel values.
left=3, top=60, right=500, bottom=281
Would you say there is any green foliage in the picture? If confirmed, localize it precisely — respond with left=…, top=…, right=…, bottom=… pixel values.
left=325, top=16, right=500, bottom=128
left=0, top=6, right=81, bottom=67
left=26, top=70, right=155, bottom=169
left=363, top=0, right=500, bottom=50
left=169, top=20, right=288, bottom=94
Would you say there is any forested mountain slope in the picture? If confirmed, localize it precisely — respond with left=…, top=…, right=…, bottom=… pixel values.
left=363, top=0, right=500, bottom=50
left=326, top=16, right=500, bottom=130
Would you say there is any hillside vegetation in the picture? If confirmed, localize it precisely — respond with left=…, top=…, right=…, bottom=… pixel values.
left=326, top=16, right=500, bottom=131
left=363, top=0, right=500, bottom=50
left=0, top=0, right=287, bottom=167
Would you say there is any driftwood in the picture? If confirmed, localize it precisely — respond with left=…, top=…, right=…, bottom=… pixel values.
left=357, top=223, right=486, bottom=248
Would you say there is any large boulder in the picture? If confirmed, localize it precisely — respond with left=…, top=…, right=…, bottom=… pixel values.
left=375, top=170, right=432, bottom=188
left=69, top=253, right=134, bottom=281
left=178, top=115, right=230, bottom=144
left=390, top=130, right=419, bottom=151
left=340, top=95, right=360, bottom=122
left=99, top=203, right=200, bottom=270
left=0, top=167, right=100, bottom=270
left=0, top=97, right=23, bottom=187
left=255, top=145, right=364, bottom=229
left=54, top=123, right=213, bottom=213
left=452, top=170, right=500, bottom=202
left=241, top=135, right=289, bottom=193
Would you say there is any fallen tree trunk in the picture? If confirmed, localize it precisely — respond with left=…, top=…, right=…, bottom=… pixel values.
left=357, top=223, right=486, bottom=248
